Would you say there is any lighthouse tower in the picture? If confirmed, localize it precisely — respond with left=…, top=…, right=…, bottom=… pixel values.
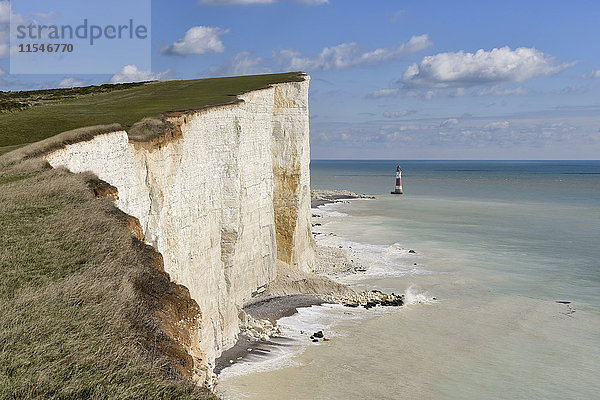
left=391, top=165, right=403, bottom=195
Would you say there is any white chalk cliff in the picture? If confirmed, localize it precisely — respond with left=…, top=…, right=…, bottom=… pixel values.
left=45, top=77, right=314, bottom=382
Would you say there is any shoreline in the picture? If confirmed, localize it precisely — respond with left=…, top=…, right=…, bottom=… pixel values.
left=244, top=294, right=325, bottom=322
left=214, top=295, right=324, bottom=374
left=310, top=189, right=375, bottom=208
left=215, top=190, right=402, bottom=380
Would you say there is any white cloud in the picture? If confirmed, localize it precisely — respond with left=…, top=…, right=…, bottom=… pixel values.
left=366, top=87, right=437, bottom=100
left=109, top=65, right=170, bottom=84
left=0, top=67, right=5, bottom=76
left=383, top=110, right=416, bottom=118
left=162, top=26, right=228, bottom=55
left=278, top=34, right=432, bottom=71
left=209, top=51, right=271, bottom=76
left=366, top=88, right=401, bottom=98
left=484, top=121, right=510, bottom=130
left=402, top=46, right=573, bottom=88
left=420, top=90, right=437, bottom=100
left=554, top=86, right=588, bottom=95
left=476, top=86, right=531, bottom=96
left=441, top=118, right=459, bottom=127
left=200, top=0, right=327, bottom=4
left=401, top=89, right=438, bottom=100
left=58, top=77, right=86, bottom=88
left=582, top=69, right=600, bottom=79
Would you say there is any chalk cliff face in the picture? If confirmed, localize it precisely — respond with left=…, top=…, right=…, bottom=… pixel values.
left=45, top=78, right=313, bottom=381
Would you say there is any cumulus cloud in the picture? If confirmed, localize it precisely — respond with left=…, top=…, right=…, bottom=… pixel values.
left=278, top=34, right=432, bottom=71
left=207, top=34, right=432, bottom=77
left=402, top=46, right=573, bottom=88
left=209, top=51, right=271, bottom=76
left=58, top=77, right=86, bottom=88
left=383, top=110, right=416, bottom=118
left=162, top=26, right=228, bottom=55
left=109, top=65, right=170, bottom=84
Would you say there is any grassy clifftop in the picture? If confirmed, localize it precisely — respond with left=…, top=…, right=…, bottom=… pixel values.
left=0, top=72, right=305, bottom=155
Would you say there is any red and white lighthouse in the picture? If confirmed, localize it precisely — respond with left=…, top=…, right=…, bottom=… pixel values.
left=391, top=165, right=403, bottom=195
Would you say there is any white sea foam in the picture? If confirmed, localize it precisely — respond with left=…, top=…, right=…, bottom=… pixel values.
left=316, top=233, right=432, bottom=280
left=219, top=200, right=431, bottom=382
left=403, top=285, right=434, bottom=305
left=311, top=203, right=349, bottom=218
left=218, top=303, right=401, bottom=382
left=313, top=202, right=429, bottom=278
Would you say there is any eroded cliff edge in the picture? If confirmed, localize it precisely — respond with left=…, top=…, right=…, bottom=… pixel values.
left=44, top=77, right=314, bottom=384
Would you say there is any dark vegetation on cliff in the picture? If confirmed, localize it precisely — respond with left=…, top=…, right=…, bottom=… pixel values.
left=0, top=72, right=305, bottom=155
left=0, top=72, right=305, bottom=398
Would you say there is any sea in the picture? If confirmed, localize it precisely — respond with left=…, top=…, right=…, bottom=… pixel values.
left=216, top=160, right=600, bottom=400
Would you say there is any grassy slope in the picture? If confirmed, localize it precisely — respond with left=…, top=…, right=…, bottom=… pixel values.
left=0, top=72, right=304, bottom=154
left=0, top=72, right=304, bottom=398
left=0, top=161, right=215, bottom=399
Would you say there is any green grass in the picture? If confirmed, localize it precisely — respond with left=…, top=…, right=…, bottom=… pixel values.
left=0, top=159, right=217, bottom=399
left=0, top=82, right=146, bottom=113
left=0, top=72, right=305, bottom=148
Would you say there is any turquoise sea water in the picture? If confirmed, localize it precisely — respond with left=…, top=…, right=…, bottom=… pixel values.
left=217, top=160, right=600, bottom=400
left=311, top=160, right=600, bottom=309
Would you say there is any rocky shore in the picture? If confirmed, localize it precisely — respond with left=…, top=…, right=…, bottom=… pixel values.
left=215, top=190, right=404, bottom=376
left=311, top=189, right=375, bottom=208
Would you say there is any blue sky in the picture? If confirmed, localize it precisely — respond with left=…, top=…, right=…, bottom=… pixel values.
left=1, top=0, right=600, bottom=159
